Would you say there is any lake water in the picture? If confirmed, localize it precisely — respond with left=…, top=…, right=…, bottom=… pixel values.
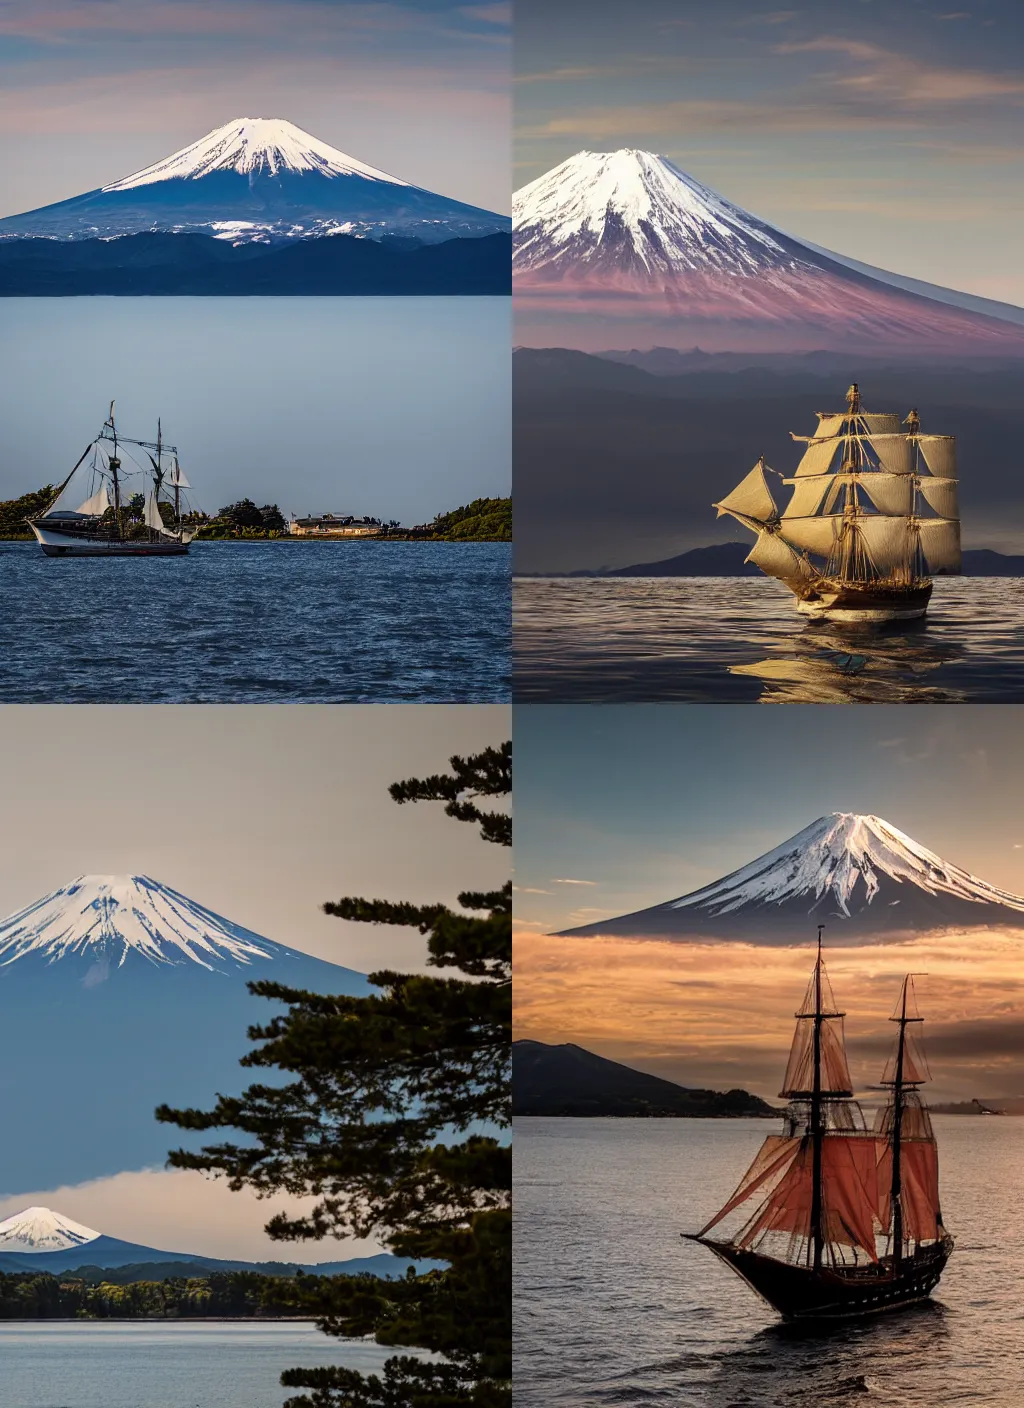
left=0, top=540, right=509, bottom=702
left=0, top=1321, right=402, bottom=1408
left=513, top=576, right=1024, bottom=703
left=514, top=1117, right=1024, bottom=1407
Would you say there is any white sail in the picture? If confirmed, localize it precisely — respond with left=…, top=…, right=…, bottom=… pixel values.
left=856, top=515, right=917, bottom=574
left=858, top=413, right=902, bottom=434
left=169, top=463, right=191, bottom=489
left=794, top=439, right=840, bottom=478
left=859, top=473, right=915, bottom=516
left=866, top=434, right=913, bottom=477
left=779, top=515, right=845, bottom=557
left=916, top=476, right=958, bottom=519
left=917, top=435, right=956, bottom=479
left=714, top=462, right=778, bottom=524
left=747, top=531, right=814, bottom=583
left=144, top=492, right=165, bottom=531
left=75, top=485, right=110, bottom=517
left=781, top=477, right=832, bottom=518
left=918, top=518, right=961, bottom=574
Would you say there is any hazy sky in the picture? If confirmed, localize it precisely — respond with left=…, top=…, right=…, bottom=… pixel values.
left=514, top=704, right=1024, bottom=1103
left=0, top=298, right=509, bottom=521
left=0, top=703, right=507, bottom=1259
left=0, top=0, right=510, bottom=218
left=516, top=0, right=1024, bottom=304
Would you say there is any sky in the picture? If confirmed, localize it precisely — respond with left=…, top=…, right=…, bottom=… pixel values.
left=0, top=703, right=508, bottom=1260
left=515, top=0, right=1024, bottom=304
left=514, top=704, right=1024, bottom=1105
left=0, top=298, right=509, bottom=521
left=0, top=0, right=510, bottom=219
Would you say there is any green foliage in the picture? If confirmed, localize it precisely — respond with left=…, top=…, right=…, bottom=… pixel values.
left=203, top=499, right=287, bottom=537
left=0, top=484, right=57, bottom=538
left=0, top=1269, right=293, bottom=1319
left=424, top=497, right=511, bottom=541
left=158, top=743, right=512, bottom=1408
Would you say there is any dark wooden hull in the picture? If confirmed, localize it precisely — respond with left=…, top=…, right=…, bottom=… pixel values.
left=794, top=580, right=933, bottom=624
left=696, top=1238, right=952, bottom=1322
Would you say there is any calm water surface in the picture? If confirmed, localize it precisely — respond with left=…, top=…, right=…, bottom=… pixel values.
left=514, top=1117, right=1024, bottom=1407
left=513, top=577, right=1024, bottom=703
left=0, top=1321, right=400, bottom=1408
left=0, top=541, right=509, bottom=702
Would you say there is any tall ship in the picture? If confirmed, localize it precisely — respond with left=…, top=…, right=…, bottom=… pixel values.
left=28, top=404, right=198, bottom=557
left=687, top=933, right=953, bottom=1321
left=713, top=384, right=960, bottom=623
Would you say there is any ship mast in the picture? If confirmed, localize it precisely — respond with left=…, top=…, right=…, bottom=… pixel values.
left=810, top=923, right=825, bottom=1272
left=107, top=400, right=122, bottom=531
left=841, top=383, right=863, bottom=584
left=887, top=975, right=923, bottom=1268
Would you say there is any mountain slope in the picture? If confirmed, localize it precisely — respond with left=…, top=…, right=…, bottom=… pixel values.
left=0, top=118, right=508, bottom=246
left=0, top=876, right=369, bottom=1192
left=513, top=150, right=1024, bottom=354
left=512, top=1040, right=775, bottom=1117
left=558, top=814, right=1024, bottom=944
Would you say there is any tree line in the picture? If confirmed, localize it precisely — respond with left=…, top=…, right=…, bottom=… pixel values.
left=0, top=1269, right=298, bottom=1319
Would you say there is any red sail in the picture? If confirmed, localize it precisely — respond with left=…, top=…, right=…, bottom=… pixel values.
left=779, top=964, right=854, bottom=1098
left=698, top=1135, right=802, bottom=1237
left=876, top=1139, right=942, bottom=1244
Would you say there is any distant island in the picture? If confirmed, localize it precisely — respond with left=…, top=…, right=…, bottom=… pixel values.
left=518, top=542, right=1024, bottom=578
left=0, top=491, right=511, bottom=543
left=512, top=1039, right=776, bottom=1118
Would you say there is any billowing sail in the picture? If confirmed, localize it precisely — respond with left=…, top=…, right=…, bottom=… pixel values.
left=169, top=462, right=191, bottom=489
left=858, top=413, right=902, bottom=434
left=144, top=492, right=165, bottom=532
left=917, top=518, right=961, bottom=574
left=780, top=963, right=853, bottom=1098
left=917, top=477, right=958, bottom=520
left=778, top=515, right=844, bottom=558
left=866, top=434, right=913, bottom=477
left=814, top=414, right=844, bottom=438
left=781, top=477, right=831, bottom=519
left=75, top=486, right=110, bottom=517
left=917, top=435, right=956, bottom=479
left=856, top=515, right=917, bottom=574
left=714, top=461, right=778, bottom=524
left=746, top=532, right=814, bottom=584
left=860, top=473, right=915, bottom=516
left=794, top=439, right=840, bottom=478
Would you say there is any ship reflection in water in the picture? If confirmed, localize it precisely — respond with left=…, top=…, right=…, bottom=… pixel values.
left=513, top=575, right=1024, bottom=702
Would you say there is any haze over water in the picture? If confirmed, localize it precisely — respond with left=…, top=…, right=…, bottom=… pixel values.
left=514, top=1118, right=1024, bottom=1408
left=513, top=577, right=1024, bottom=703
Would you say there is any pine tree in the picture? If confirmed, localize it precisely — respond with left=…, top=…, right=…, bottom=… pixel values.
left=157, top=743, right=511, bottom=1408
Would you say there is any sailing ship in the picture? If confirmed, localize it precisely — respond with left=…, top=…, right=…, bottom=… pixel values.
left=713, top=384, right=960, bottom=623
left=28, top=403, right=198, bottom=556
left=686, top=932, right=953, bottom=1322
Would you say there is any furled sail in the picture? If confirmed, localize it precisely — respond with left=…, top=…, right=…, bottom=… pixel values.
left=714, top=460, right=778, bottom=524
left=746, top=531, right=815, bottom=584
left=917, top=435, right=956, bottom=479
left=917, top=518, right=961, bottom=574
left=75, top=485, right=111, bottom=517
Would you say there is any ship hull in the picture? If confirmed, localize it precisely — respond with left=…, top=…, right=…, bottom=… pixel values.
left=697, top=1238, right=952, bottom=1322
left=793, top=580, right=933, bottom=624
left=30, top=523, right=189, bottom=557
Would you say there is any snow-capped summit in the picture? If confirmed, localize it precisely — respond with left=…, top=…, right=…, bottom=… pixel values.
left=0, top=874, right=280, bottom=972
left=513, top=149, right=1024, bottom=351
left=0, top=118, right=509, bottom=245
left=513, top=149, right=802, bottom=278
left=559, top=813, right=1024, bottom=944
left=0, top=1207, right=99, bottom=1253
left=102, top=118, right=408, bottom=191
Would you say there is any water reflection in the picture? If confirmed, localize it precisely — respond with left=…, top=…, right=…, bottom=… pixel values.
left=513, top=576, right=1024, bottom=702
left=702, top=1302, right=952, bottom=1407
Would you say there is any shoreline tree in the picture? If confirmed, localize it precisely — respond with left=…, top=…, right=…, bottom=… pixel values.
left=157, top=742, right=511, bottom=1408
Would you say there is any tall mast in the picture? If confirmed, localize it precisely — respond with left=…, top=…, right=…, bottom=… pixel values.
left=890, top=976, right=909, bottom=1269
left=155, top=417, right=162, bottom=539
left=810, top=923, right=825, bottom=1272
left=108, top=400, right=122, bottom=535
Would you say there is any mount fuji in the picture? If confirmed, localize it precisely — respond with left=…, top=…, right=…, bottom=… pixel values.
left=558, top=814, right=1024, bottom=944
left=0, top=876, right=369, bottom=1192
left=0, top=118, right=510, bottom=294
left=513, top=150, right=1024, bottom=354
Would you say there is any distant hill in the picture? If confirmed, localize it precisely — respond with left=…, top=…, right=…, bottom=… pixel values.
left=424, top=497, right=511, bottom=541
left=598, top=543, right=1024, bottom=578
left=513, top=1040, right=776, bottom=1117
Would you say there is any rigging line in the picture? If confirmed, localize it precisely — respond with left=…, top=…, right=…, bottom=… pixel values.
left=27, top=443, right=96, bottom=522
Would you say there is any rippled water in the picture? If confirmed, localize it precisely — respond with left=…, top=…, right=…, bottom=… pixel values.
left=513, top=577, right=1024, bottom=702
left=0, top=1321, right=400, bottom=1408
left=0, top=541, right=509, bottom=702
left=514, top=1117, right=1024, bottom=1407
